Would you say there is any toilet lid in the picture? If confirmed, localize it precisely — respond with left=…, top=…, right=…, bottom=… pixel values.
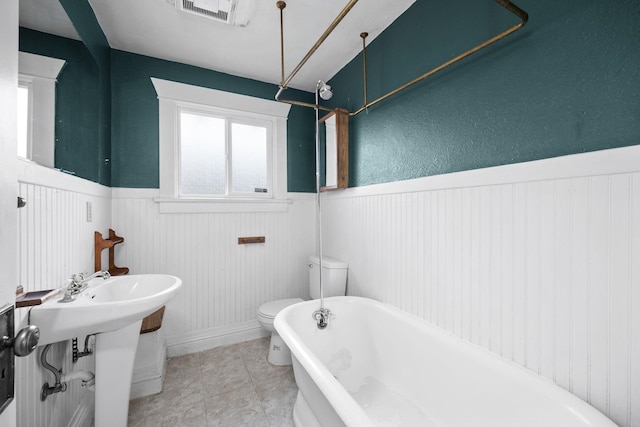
left=258, top=298, right=304, bottom=318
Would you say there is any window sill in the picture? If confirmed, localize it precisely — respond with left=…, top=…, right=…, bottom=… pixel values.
left=153, top=197, right=292, bottom=213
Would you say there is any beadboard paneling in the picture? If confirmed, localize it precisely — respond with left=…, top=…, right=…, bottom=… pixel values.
left=321, top=146, right=640, bottom=427
left=110, top=193, right=316, bottom=352
left=13, top=147, right=639, bottom=427
left=16, top=163, right=111, bottom=427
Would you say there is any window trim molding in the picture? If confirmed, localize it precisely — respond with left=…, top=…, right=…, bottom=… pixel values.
left=18, top=52, right=66, bottom=168
left=17, top=82, right=34, bottom=159
left=151, top=78, right=292, bottom=213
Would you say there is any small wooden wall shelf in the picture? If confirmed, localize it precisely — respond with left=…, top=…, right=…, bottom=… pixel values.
left=140, top=306, right=165, bottom=334
left=94, top=229, right=164, bottom=334
left=15, top=288, right=60, bottom=308
left=95, top=229, right=129, bottom=276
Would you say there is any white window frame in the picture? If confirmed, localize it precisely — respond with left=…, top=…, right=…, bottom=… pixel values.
left=151, top=78, right=291, bottom=213
left=18, top=52, right=66, bottom=168
left=17, top=81, right=33, bottom=159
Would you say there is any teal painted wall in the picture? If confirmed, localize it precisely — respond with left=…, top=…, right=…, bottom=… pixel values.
left=59, top=0, right=110, bottom=70
left=19, top=28, right=103, bottom=183
left=18, top=30, right=315, bottom=191
left=328, top=0, right=640, bottom=187
left=110, top=50, right=315, bottom=190
left=59, top=0, right=112, bottom=186
left=19, top=0, right=112, bottom=185
left=21, top=0, right=635, bottom=191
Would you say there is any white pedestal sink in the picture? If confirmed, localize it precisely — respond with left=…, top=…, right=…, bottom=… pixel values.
left=30, top=274, right=182, bottom=427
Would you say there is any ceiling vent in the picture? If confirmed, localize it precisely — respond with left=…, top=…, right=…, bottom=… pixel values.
left=179, top=0, right=237, bottom=24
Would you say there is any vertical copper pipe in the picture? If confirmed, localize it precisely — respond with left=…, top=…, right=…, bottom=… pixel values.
left=361, top=32, right=368, bottom=107
left=496, top=0, right=529, bottom=25
left=277, top=1, right=286, bottom=88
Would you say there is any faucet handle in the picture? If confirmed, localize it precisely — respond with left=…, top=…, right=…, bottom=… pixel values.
left=70, top=272, right=89, bottom=284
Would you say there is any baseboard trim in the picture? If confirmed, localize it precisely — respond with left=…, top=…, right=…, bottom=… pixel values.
left=165, top=320, right=269, bottom=357
left=130, top=375, right=164, bottom=400
left=67, top=391, right=94, bottom=427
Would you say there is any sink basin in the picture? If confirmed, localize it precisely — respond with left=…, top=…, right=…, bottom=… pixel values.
left=30, top=274, right=182, bottom=346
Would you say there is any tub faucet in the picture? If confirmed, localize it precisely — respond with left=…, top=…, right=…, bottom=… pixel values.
left=312, top=307, right=332, bottom=330
left=59, top=271, right=111, bottom=303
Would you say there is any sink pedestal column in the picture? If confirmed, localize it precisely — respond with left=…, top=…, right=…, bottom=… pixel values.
left=95, top=320, right=143, bottom=427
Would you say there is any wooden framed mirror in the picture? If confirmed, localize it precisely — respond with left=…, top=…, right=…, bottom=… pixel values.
left=319, top=108, right=348, bottom=191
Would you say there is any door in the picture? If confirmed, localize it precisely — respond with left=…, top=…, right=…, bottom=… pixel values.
left=0, top=0, right=19, bottom=425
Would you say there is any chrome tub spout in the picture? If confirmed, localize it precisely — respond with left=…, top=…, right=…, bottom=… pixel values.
left=312, top=308, right=331, bottom=330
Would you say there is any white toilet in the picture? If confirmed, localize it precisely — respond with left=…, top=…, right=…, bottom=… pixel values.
left=257, top=255, right=348, bottom=365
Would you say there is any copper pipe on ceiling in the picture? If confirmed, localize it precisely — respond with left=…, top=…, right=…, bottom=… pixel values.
left=277, top=0, right=361, bottom=91
left=275, top=0, right=529, bottom=116
left=350, top=0, right=529, bottom=115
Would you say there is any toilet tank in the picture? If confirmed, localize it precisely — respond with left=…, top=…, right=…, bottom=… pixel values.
left=309, top=255, right=348, bottom=299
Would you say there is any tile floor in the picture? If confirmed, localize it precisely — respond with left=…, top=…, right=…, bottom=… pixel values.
left=127, top=337, right=298, bottom=426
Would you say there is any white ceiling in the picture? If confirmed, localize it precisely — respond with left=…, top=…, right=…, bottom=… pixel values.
left=19, top=0, right=81, bottom=41
left=19, top=0, right=415, bottom=92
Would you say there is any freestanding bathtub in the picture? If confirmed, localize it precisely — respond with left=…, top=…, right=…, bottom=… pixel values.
left=274, top=296, right=616, bottom=427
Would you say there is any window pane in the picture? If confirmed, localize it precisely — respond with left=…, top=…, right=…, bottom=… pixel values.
left=231, top=123, right=267, bottom=193
left=180, top=111, right=226, bottom=195
left=17, top=85, right=29, bottom=158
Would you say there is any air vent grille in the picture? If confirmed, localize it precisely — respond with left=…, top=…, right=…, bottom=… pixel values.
left=180, top=0, right=235, bottom=23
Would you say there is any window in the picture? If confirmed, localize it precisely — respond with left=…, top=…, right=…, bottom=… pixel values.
left=178, top=108, right=271, bottom=197
left=152, top=78, right=291, bottom=213
left=17, top=52, right=66, bottom=168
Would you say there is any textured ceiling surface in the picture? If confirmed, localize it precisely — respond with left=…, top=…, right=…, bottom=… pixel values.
left=19, top=0, right=415, bottom=91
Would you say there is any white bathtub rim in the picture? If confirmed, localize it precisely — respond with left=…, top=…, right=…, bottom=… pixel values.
left=275, top=296, right=616, bottom=427
left=275, top=298, right=374, bottom=427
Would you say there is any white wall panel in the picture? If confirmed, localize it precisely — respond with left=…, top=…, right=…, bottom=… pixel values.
left=110, top=193, right=316, bottom=349
left=16, top=163, right=111, bottom=427
left=321, top=146, right=640, bottom=427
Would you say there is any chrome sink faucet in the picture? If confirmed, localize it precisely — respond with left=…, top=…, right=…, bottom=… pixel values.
left=59, top=270, right=111, bottom=303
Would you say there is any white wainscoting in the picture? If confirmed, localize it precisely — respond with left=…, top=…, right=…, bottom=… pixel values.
left=13, top=145, right=639, bottom=426
left=321, top=145, right=640, bottom=427
left=110, top=190, right=316, bottom=356
left=16, top=160, right=111, bottom=427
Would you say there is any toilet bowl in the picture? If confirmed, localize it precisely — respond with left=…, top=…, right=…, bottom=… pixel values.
left=257, top=255, right=348, bottom=366
left=257, top=298, right=303, bottom=365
